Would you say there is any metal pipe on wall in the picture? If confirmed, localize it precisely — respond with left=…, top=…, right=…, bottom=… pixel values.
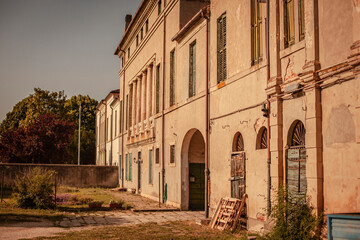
left=120, top=48, right=126, bottom=188
left=161, top=0, right=166, bottom=203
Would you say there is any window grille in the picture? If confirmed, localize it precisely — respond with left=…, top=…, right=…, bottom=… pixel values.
left=256, top=127, right=268, bottom=149
left=189, top=41, right=196, bottom=97
left=217, top=13, right=227, bottom=83
left=232, top=132, right=244, bottom=152
left=170, top=145, right=175, bottom=163
left=251, top=0, right=263, bottom=65
left=155, top=148, right=160, bottom=164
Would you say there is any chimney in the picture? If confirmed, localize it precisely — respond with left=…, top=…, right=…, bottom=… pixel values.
left=125, top=14, right=132, bottom=31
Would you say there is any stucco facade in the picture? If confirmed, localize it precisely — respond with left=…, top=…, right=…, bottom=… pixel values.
left=108, top=0, right=359, bottom=233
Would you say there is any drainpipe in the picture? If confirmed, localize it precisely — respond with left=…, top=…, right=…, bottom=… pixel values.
left=265, top=0, right=271, bottom=216
left=202, top=8, right=210, bottom=219
left=161, top=0, right=166, bottom=203
left=110, top=104, right=114, bottom=166
left=120, top=49, right=126, bottom=188
left=104, top=101, right=107, bottom=166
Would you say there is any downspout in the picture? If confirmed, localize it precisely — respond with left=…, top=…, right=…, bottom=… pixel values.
left=202, top=8, right=210, bottom=219
left=120, top=49, right=126, bottom=188
left=161, top=0, right=166, bottom=203
left=110, top=105, right=113, bottom=166
left=265, top=0, right=271, bottom=216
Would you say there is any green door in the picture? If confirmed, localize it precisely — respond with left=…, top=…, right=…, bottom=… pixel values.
left=189, top=163, right=205, bottom=210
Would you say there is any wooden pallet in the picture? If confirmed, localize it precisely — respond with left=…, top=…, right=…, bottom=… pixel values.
left=210, top=194, right=247, bottom=231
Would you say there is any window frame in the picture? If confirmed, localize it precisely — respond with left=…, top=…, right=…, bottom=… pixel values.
left=169, top=49, right=176, bottom=107
left=251, top=0, right=263, bottom=65
left=189, top=41, right=196, bottom=98
left=169, top=144, right=175, bottom=164
left=217, top=12, right=227, bottom=83
left=284, top=0, right=295, bottom=48
left=155, top=64, right=161, bottom=113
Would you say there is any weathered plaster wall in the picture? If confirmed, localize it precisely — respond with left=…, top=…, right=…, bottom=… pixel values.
left=1, top=164, right=119, bottom=188
left=322, top=78, right=360, bottom=214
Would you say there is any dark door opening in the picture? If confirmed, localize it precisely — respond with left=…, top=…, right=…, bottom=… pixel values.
left=189, top=163, right=205, bottom=210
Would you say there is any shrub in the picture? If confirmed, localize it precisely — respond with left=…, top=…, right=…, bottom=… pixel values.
left=13, top=167, right=55, bottom=209
left=263, top=187, right=323, bottom=240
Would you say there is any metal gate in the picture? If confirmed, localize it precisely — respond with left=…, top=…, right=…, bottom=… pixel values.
left=230, top=152, right=246, bottom=199
left=286, top=121, right=307, bottom=198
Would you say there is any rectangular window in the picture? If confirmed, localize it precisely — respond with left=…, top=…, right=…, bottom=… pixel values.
left=119, top=155, right=122, bottom=179
left=170, top=145, right=175, bottom=164
left=156, top=64, right=160, bottom=113
left=115, top=110, right=117, bottom=136
left=126, top=94, right=129, bottom=130
left=298, top=0, right=305, bottom=41
left=121, top=57, right=124, bottom=67
left=120, top=100, right=123, bottom=133
left=149, top=149, right=153, bottom=184
left=189, top=41, right=196, bottom=97
left=145, top=19, right=149, bottom=33
left=128, top=47, right=130, bottom=59
left=141, top=27, right=143, bottom=40
left=251, top=0, right=263, bottom=65
left=136, top=35, right=139, bottom=47
left=158, top=0, right=162, bottom=15
left=217, top=13, right=227, bottom=83
left=155, top=147, right=160, bottom=164
left=284, top=0, right=295, bottom=48
left=125, top=154, right=128, bottom=180
left=129, top=153, right=132, bottom=181
left=170, top=49, right=175, bottom=106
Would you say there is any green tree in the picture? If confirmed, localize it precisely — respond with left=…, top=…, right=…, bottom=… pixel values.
left=64, top=95, right=98, bottom=165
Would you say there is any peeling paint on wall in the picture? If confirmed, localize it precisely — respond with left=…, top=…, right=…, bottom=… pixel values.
left=325, top=104, right=356, bottom=146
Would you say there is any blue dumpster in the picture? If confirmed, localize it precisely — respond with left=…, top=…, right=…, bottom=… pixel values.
left=327, top=214, right=360, bottom=239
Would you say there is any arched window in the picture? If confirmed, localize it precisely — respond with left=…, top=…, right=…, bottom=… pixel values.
left=256, top=127, right=267, bottom=149
left=290, top=121, right=305, bottom=146
left=232, top=132, right=244, bottom=152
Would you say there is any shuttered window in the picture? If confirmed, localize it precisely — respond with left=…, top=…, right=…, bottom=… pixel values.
left=251, top=0, right=263, bottom=65
left=170, top=145, right=175, bottom=164
left=155, top=147, right=160, bottom=164
left=156, top=64, right=160, bottom=113
left=284, top=0, right=295, bottom=48
left=129, top=153, right=132, bottom=181
left=125, top=154, right=128, bottom=180
left=125, top=94, right=128, bottom=130
left=298, top=0, right=305, bottom=41
left=170, top=49, right=175, bottom=107
left=189, top=41, right=196, bottom=97
left=217, top=13, right=227, bottom=83
left=149, top=149, right=153, bottom=184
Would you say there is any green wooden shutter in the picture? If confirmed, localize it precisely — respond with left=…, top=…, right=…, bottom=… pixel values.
left=129, top=153, right=132, bottom=181
left=125, top=154, right=128, bottom=180
left=149, top=149, right=153, bottom=184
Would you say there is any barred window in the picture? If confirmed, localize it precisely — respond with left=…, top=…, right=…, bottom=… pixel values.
left=217, top=13, right=227, bottom=83
left=189, top=41, right=196, bottom=98
left=284, top=0, right=295, bottom=48
left=170, top=145, right=175, bottom=164
left=170, top=49, right=175, bottom=106
left=155, top=147, right=160, bottom=164
left=251, top=0, right=263, bottom=65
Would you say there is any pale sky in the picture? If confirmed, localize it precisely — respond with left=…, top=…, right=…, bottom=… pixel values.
left=0, top=0, right=141, bottom=122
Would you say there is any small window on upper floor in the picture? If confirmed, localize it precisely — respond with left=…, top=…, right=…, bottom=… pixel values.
left=170, top=49, right=175, bottom=107
left=141, top=27, right=143, bottom=40
left=170, top=144, right=175, bottom=164
left=158, top=0, right=162, bottom=15
left=128, top=47, right=130, bottom=59
left=155, top=64, right=161, bottom=113
left=298, top=0, right=305, bottom=41
left=251, top=0, right=263, bottom=65
left=121, top=57, right=124, bottom=67
left=145, top=19, right=149, bottom=33
left=217, top=13, right=227, bottom=83
left=189, top=41, right=196, bottom=98
left=136, top=35, right=139, bottom=47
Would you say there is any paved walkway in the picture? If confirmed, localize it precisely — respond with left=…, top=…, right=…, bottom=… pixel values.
left=0, top=211, right=205, bottom=240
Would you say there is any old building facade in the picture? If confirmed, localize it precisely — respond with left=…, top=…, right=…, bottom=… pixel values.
left=103, top=0, right=359, bottom=232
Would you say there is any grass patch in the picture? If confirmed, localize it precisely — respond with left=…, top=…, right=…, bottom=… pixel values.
left=31, top=221, right=249, bottom=240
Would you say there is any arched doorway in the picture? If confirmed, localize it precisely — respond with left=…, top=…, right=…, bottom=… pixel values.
left=286, top=120, right=307, bottom=198
left=231, top=132, right=245, bottom=199
left=181, top=129, right=205, bottom=210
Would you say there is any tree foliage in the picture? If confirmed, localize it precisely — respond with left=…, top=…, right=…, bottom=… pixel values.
left=0, top=114, right=74, bottom=163
left=0, top=88, right=98, bottom=164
